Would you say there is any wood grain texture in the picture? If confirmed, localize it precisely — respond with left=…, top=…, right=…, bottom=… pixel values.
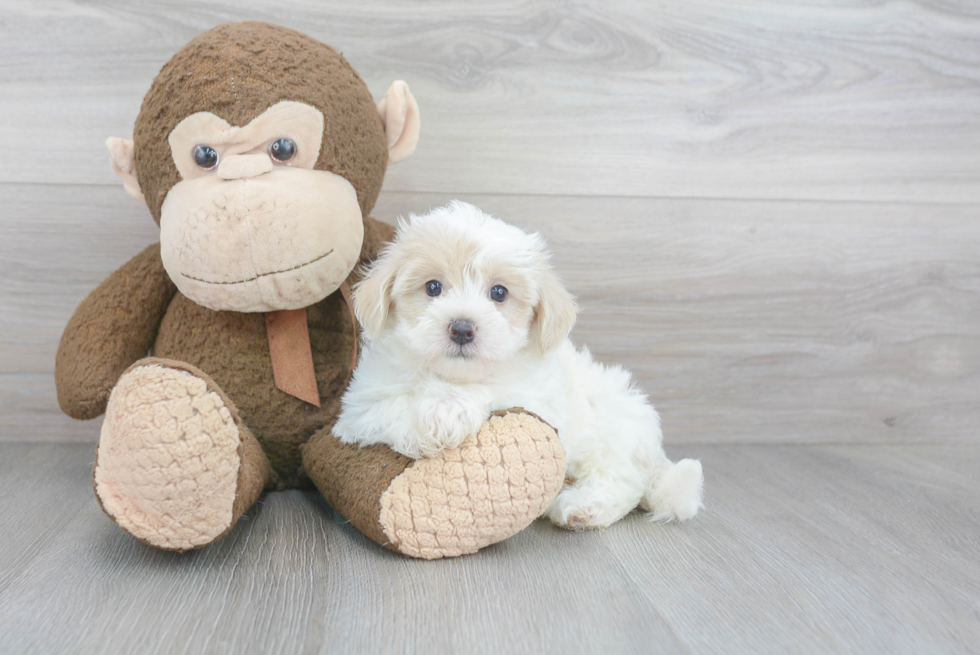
left=5, top=185, right=977, bottom=444
left=4, top=3, right=978, bottom=653
left=0, top=1, right=979, bottom=201
left=0, top=442, right=977, bottom=654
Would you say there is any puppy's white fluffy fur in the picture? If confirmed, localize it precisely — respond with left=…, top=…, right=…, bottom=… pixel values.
left=334, top=202, right=703, bottom=529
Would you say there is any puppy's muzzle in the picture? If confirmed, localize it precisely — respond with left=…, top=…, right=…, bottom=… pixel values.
left=449, top=320, right=475, bottom=345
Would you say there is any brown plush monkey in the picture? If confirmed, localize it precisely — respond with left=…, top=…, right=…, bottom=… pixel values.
left=55, top=22, right=565, bottom=560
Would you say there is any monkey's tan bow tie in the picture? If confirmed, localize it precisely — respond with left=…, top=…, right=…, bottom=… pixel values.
left=265, top=282, right=358, bottom=407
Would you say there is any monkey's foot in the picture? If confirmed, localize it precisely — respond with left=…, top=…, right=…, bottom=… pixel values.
left=304, top=408, right=566, bottom=560
left=94, top=359, right=270, bottom=551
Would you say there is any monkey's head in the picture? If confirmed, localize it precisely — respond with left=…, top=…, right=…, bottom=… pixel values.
left=106, top=22, right=419, bottom=312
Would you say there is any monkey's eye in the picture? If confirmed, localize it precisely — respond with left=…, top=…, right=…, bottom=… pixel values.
left=489, top=285, right=508, bottom=303
left=192, top=145, right=219, bottom=170
left=425, top=280, right=443, bottom=297
left=269, top=138, right=297, bottom=163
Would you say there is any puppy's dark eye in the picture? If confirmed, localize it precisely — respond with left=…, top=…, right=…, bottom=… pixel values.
left=193, top=145, right=219, bottom=170
left=269, top=138, right=297, bottom=163
left=425, top=280, right=443, bottom=297
left=489, top=285, right=508, bottom=303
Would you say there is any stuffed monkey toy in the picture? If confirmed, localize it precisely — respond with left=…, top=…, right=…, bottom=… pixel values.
left=55, top=22, right=566, bottom=560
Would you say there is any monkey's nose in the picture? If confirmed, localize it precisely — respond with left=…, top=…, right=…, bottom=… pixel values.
left=217, top=154, right=274, bottom=180
left=449, top=320, right=475, bottom=345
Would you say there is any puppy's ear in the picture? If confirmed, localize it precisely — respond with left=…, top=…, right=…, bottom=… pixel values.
left=531, top=268, right=578, bottom=352
left=352, top=251, right=398, bottom=339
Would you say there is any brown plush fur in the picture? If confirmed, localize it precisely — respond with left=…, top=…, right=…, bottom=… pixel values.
left=302, top=426, right=413, bottom=550
left=151, top=278, right=348, bottom=489
left=301, top=407, right=558, bottom=552
left=59, top=19, right=396, bottom=484
left=55, top=244, right=177, bottom=420
left=61, top=217, right=395, bottom=490
left=134, top=21, right=388, bottom=223
left=57, top=22, right=565, bottom=557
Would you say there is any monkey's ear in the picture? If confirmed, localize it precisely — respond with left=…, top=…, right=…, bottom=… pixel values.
left=105, top=137, right=146, bottom=204
left=376, top=81, right=420, bottom=164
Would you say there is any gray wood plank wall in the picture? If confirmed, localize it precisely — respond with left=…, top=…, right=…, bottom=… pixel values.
left=1, top=0, right=978, bottom=448
left=2, top=4, right=979, bottom=655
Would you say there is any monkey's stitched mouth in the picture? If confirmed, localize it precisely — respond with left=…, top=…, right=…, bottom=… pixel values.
left=181, top=249, right=334, bottom=285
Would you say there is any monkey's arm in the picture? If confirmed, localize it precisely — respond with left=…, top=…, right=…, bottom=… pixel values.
left=55, top=243, right=177, bottom=420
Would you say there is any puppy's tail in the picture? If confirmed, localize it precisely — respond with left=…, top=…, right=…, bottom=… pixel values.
left=640, top=458, right=704, bottom=522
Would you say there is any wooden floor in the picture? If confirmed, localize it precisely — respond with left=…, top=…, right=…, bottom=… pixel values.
left=1, top=1, right=979, bottom=653
left=1, top=442, right=977, bottom=654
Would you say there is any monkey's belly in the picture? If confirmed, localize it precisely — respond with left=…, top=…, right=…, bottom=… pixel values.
left=152, top=291, right=355, bottom=488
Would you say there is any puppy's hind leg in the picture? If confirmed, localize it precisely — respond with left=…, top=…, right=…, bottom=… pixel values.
left=546, top=464, right=647, bottom=530
left=640, top=458, right=704, bottom=522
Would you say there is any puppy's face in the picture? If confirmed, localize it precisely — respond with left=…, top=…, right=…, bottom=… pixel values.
left=354, top=202, right=577, bottom=381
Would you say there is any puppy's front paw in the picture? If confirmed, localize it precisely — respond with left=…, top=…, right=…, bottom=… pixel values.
left=415, top=394, right=486, bottom=457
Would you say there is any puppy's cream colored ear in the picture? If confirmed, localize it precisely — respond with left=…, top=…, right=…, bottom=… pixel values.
left=531, top=269, right=578, bottom=352
left=106, top=137, right=146, bottom=204
left=376, top=81, right=420, bottom=164
left=352, top=253, right=399, bottom=339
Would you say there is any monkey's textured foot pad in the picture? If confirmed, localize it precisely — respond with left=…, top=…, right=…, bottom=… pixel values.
left=94, top=363, right=242, bottom=551
left=379, top=410, right=566, bottom=559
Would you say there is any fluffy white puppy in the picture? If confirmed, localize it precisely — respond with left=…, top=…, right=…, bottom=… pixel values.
left=334, top=202, right=703, bottom=529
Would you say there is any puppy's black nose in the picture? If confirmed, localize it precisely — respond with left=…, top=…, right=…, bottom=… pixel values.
left=449, top=320, right=475, bottom=345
